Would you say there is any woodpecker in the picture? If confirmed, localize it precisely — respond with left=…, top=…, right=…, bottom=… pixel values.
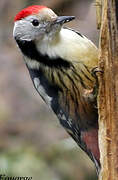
left=13, top=5, right=100, bottom=174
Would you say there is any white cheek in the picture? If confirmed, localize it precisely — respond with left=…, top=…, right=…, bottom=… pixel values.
left=34, top=77, right=52, bottom=106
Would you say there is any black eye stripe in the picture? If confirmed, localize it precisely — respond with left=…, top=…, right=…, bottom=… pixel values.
left=32, top=19, right=39, bottom=26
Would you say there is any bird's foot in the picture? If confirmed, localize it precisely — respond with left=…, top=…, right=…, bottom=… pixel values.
left=91, top=67, right=103, bottom=79
left=91, top=67, right=103, bottom=99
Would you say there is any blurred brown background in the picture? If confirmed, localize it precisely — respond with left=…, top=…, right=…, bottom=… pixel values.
left=0, top=0, right=99, bottom=179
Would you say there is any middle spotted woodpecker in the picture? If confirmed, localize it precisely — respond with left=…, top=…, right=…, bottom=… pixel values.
left=13, top=5, right=100, bottom=174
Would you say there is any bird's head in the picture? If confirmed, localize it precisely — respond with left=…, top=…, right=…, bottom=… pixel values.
left=13, top=5, right=75, bottom=42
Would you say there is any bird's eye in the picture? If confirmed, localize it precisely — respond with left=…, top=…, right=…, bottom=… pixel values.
left=32, top=19, right=39, bottom=26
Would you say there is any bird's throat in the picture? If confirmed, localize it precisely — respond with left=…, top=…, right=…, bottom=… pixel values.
left=16, top=39, right=71, bottom=69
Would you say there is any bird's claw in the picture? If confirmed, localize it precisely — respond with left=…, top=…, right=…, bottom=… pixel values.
left=91, top=67, right=103, bottom=78
left=91, top=67, right=103, bottom=98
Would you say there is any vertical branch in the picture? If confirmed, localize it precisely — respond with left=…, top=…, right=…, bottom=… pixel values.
left=97, top=0, right=118, bottom=179
left=96, top=0, right=102, bottom=29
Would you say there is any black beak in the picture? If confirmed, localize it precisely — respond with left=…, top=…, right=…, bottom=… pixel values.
left=55, top=16, right=75, bottom=24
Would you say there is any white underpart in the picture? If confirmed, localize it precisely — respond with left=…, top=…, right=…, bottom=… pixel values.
left=36, top=28, right=98, bottom=68
left=23, top=27, right=98, bottom=70
left=33, top=77, right=52, bottom=106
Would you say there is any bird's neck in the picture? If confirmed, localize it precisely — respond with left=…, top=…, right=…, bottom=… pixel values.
left=16, top=36, right=96, bottom=92
left=16, top=29, right=97, bottom=90
left=36, top=28, right=98, bottom=70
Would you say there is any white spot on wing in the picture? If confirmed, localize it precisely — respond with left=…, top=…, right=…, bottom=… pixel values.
left=34, top=77, right=52, bottom=106
left=24, top=57, right=40, bottom=69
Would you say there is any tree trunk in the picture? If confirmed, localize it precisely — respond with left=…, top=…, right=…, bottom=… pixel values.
left=97, top=0, right=118, bottom=179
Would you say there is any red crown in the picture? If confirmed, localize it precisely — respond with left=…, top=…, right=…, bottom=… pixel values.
left=14, top=5, right=47, bottom=22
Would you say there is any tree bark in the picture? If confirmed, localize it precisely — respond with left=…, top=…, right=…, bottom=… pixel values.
left=96, top=0, right=102, bottom=29
left=97, top=0, right=118, bottom=179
